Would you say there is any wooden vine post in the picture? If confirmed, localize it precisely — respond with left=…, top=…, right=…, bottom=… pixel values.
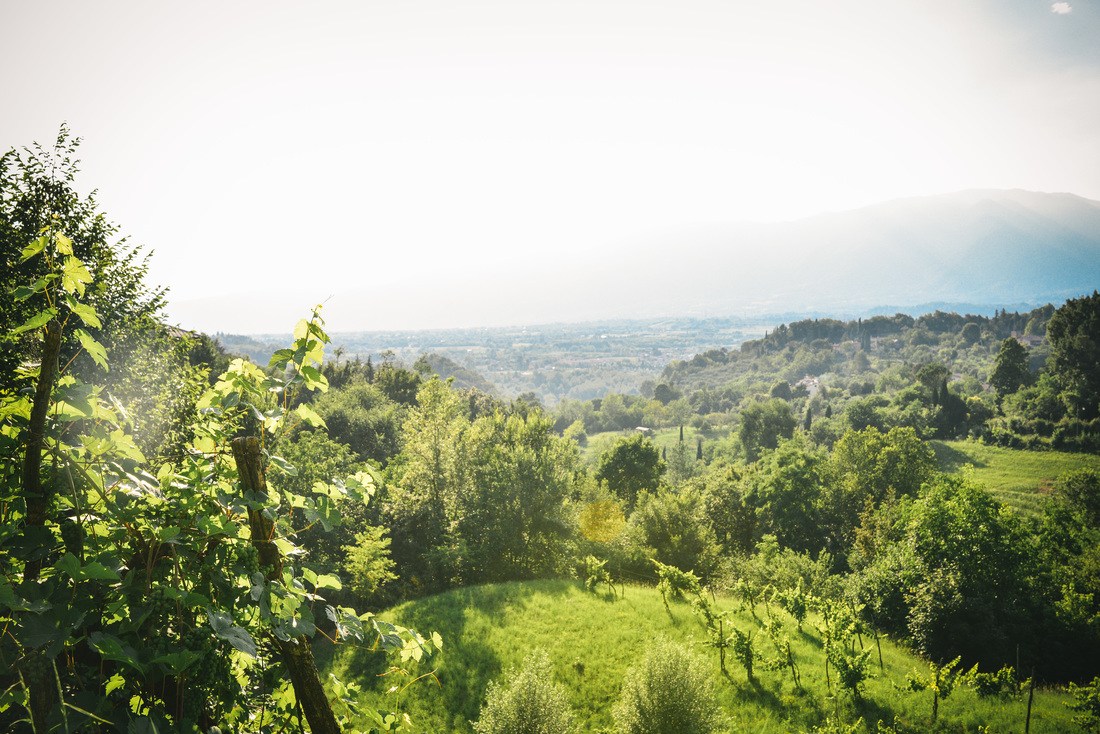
left=232, top=436, right=340, bottom=734
left=19, top=321, right=63, bottom=734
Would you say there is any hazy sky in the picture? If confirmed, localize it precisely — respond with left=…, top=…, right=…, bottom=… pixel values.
left=2, top=1, right=1098, bottom=332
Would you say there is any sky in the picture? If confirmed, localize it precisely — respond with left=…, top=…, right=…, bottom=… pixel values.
left=2, top=0, right=1098, bottom=333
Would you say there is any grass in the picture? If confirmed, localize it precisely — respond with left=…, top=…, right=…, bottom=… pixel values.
left=582, top=426, right=715, bottom=464
left=325, top=580, right=1079, bottom=733
left=930, top=439, right=1100, bottom=517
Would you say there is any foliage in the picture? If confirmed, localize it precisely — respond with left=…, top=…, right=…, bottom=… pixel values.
left=963, top=664, right=1026, bottom=699
left=0, top=222, right=438, bottom=730
left=613, top=639, right=724, bottom=734
left=1067, top=675, right=1100, bottom=733
left=740, top=398, right=796, bottom=461
left=652, top=559, right=703, bottom=612
left=742, top=438, right=830, bottom=555
left=989, top=337, right=1032, bottom=398
left=344, top=525, right=399, bottom=605
left=905, top=656, right=963, bottom=722
left=580, top=555, right=614, bottom=595
left=311, top=378, right=404, bottom=464
left=1047, top=290, right=1100, bottom=420
left=595, top=433, right=664, bottom=510
left=472, top=650, right=575, bottom=734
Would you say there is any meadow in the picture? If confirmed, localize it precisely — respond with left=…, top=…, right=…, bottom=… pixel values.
left=327, top=580, right=1077, bottom=733
left=929, top=439, right=1100, bottom=517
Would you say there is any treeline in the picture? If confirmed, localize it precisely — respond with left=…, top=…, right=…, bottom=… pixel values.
left=548, top=295, right=1098, bottom=454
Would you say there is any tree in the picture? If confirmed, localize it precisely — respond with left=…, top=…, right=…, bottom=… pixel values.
left=1047, top=291, right=1100, bottom=419
left=743, top=438, right=829, bottom=555
left=473, top=651, right=575, bottom=734
left=739, top=398, right=796, bottom=461
left=1, top=248, right=439, bottom=730
left=1, top=126, right=201, bottom=463
left=629, top=488, right=720, bottom=579
left=455, top=409, right=578, bottom=581
left=613, top=641, right=724, bottom=734
left=596, top=433, right=664, bottom=510
left=853, top=476, right=1039, bottom=669
left=311, top=378, right=404, bottom=464
left=989, top=337, right=1032, bottom=399
left=385, top=378, right=469, bottom=589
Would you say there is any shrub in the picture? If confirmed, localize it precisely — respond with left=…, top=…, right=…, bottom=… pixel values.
left=473, top=651, right=575, bottom=734
left=613, top=640, right=724, bottom=734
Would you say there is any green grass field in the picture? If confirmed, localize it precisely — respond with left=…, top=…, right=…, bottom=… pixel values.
left=326, top=580, right=1078, bottom=733
left=930, top=439, right=1100, bottom=517
left=582, top=426, right=713, bottom=464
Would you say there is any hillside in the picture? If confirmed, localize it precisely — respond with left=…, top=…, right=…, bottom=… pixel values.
left=623, top=189, right=1100, bottom=319
left=929, top=440, right=1100, bottom=517
left=325, top=580, right=1077, bottom=733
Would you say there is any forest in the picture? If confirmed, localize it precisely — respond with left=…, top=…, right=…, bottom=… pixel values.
left=3, top=132, right=1100, bottom=733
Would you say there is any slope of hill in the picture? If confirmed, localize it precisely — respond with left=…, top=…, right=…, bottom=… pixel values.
left=930, top=440, right=1100, bottom=517
left=632, top=189, right=1100, bottom=318
left=325, top=580, right=1077, bottom=733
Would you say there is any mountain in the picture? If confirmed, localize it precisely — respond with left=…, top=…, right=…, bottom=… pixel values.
left=170, top=189, right=1100, bottom=332
left=627, top=189, right=1100, bottom=318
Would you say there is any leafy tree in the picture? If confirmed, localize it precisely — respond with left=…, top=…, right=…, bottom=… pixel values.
left=473, top=651, right=575, bottom=734
left=989, top=337, right=1032, bottom=399
left=1, top=127, right=202, bottom=463
left=1055, top=468, right=1100, bottom=527
left=853, top=476, right=1039, bottom=669
left=743, top=438, right=828, bottom=555
left=595, top=433, right=664, bottom=510
left=631, top=489, right=720, bottom=580
left=825, top=426, right=935, bottom=555
left=374, top=359, right=422, bottom=406
left=455, top=409, right=578, bottom=581
left=739, top=398, right=796, bottom=461
left=311, top=377, right=403, bottom=464
left=343, top=525, right=399, bottom=606
left=1047, top=291, right=1100, bottom=419
left=385, top=378, right=469, bottom=590
left=960, top=322, right=981, bottom=345
left=613, top=640, right=724, bottom=734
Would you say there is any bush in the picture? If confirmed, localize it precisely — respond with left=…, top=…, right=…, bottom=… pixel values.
left=473, top=651, right=575, bottom=734
left=613, top=640, right=724, bottom=734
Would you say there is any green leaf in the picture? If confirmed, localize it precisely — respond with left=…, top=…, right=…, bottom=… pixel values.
left=55, top=232, right=74, bottom=255
left=294, top=403, right=326, bottom=428
left=56, top=553, right=121, bottom=582
left=75, top=329, right=109, bottom=371
left=315, top=573, right=342, bottom=591
left=61, top=256, right=93, bottom=296
left=207, top=609, right=257, bottom=658
left=151, top=650, right=200, bottom=675
left=68, top=299, right=102, bottom=329
left=11, top=308, right=57, bottom=335
left=105, top=672, right=126, bottom=696
left=20, top=235, right=48, bottom=262
left=89, top=631, right=146, bottom=674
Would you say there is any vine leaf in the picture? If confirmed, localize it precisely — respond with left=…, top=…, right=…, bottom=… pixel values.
left=207, top=609, right=258, bottom=658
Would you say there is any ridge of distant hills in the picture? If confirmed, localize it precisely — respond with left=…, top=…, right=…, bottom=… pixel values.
left=618, top=188, right=1100, bottom=319
left=199, top=188, right=1100, bottom=337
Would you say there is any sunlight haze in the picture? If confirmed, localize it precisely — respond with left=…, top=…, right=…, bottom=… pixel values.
left=2, top=0, right=1098, bottom=332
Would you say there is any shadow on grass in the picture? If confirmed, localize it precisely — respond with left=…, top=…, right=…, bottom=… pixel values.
left=930, top=441, right=986, bottom=471
left=344, top=579, right=579, bottom=728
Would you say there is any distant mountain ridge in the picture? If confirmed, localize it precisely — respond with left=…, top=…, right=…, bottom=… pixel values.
left=174, top=189, right=1100, bottom=332
left=627, top=189, right=1100, bottom=320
